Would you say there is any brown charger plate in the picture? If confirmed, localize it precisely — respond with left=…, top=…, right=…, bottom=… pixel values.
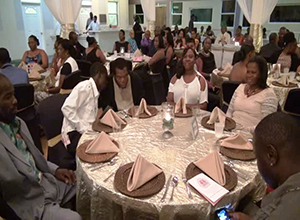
left=92, top=118, right=127, bottom=133
left=127, top=106, right=158, bottom=118
left=114, top=162, right=166, bottom=198
left=175, top=107, right=193, bottom=118
left=77, top=140, right=119, bottom=163
left=29, top=75, right=45, bottom=81
left=201, top=116, right=236, bottom=131
left=271, top=81, right=297, bottom=88
left=220, top=146, right=256, bottom=161
left=185, top=162, right=237, bottom=191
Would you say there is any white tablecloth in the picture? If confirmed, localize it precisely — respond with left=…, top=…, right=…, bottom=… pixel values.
left=76, top=110, right=266, bottom=220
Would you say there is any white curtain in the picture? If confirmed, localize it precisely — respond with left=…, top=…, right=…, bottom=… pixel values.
left=237, top=0, right=278, bottom=25
left=45, top=0, right=82, bottom=38
left=140, top=0, right=156, bottom=21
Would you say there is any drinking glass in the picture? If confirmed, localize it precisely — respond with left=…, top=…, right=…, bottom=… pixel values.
left=284, top=67, right=289, bottom=74
left=214, top=122, right=224, bottom=138
left=289, top=71, right=296, bottom=80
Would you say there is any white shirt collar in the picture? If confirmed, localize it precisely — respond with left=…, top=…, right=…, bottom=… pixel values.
left=89, top=77, right=100, bottom=98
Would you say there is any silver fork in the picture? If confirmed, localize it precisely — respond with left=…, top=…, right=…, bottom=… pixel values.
left=103, top=162, right=124, bottom=182
left=89, top=158, right=118, bottom=172
left=182, top=173, right=193, bottom=199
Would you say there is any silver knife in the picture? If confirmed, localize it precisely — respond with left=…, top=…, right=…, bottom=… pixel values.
left=160, top=174, right=173, bottom=202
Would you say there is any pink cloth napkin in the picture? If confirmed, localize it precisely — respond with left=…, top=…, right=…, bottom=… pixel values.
left=193, top=151, right=226, bottom=186
left=277, top=75, right=289, bottom=86
left=85, top=132, right=120, bottom=154
left=28, top=70, right=41, bottom=79
left=127, top=154, right=163, bottom=192
left=175, top=97, right=187, bottom=114
left=220, top=133, right=253, bottom=150
left=136, top=98, right=152, bottom=116
left=133, top=56, right=143, bottom=62
left=207, top=107, right=226, bottom=125
left=100, top=109, right=126, bottom=129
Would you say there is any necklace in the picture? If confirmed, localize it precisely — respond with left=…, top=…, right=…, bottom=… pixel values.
left=246, top=85, right=259, bottom=97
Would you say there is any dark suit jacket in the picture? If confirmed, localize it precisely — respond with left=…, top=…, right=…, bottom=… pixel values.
left=259, top=43, right=281, bottom=63
left=74, top=42, right=86, bottom=60
left=99, top=72, right=145, bottom=111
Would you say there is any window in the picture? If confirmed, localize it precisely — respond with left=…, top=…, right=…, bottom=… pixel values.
left=108, top=1, right=118, bottom=26
left=172, top=2, right=183, bottom=26
left=242, top=15, right=250, bottom=27
left=270, top=5, right=300, bottom=22
left=191, top=8, right=213, bottom=23
left=135, top=4, right=144, bottom=24
left=221, top=0, right=236, bottom=27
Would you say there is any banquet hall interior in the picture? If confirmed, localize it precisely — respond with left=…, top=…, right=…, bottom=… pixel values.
left=0, top=0, right=300, bottom=219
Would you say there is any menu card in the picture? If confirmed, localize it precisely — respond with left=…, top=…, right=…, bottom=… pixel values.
left=188, top=173, right=229, bottom=206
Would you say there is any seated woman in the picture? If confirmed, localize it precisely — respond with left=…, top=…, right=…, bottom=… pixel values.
left=148, top=35, right=166, bottom=67
left=174, top=29, right=186, bottom=48
left=226, top=56, right=278, bottom=128
left=21, top=35, right=48, bottom=69
left=204, top=25, right=215, bottom=43
left=50, top=37, right=63, bottom=76
left=128, top=29, right=138, bottom=53
left=100, top=58, right=144, bottom=111
left=274, top=32, right=299, bottom=72
left=167, top=47, right=208, bottom=110
left=165, top=32, right=174, bottom=66
left=113, top=29, right=130, bottom=53
left=85, top=36, right=106, bottom=64
left=198, top=38, right=216, bottom=81
left=229, top=44, right=255, bottom=82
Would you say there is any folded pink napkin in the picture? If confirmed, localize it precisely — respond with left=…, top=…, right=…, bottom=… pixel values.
left=207, top=107, right=226, bottom=125
left=28, top=70, right=41, bottom=79
left=137, top=98, right=152, bottom=116
left=175, top=97, right=187, bottom=114
left=127, top=154, right=163, bottom=191
left=193, top=151, right=226, bottom=186
left=133, top=56, right=143, bottom=62
left=85, top=132, right=119, bottom=154
left=220, top=133, right=253, bottom=151
left=100, top=109, right=126, bottom=129
left=277, top=75, right=289, bottom=86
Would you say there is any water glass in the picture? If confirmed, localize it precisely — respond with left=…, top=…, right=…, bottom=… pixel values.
left=114, top=50, right=117, bottom=56
left=289, top=71, right=296, bottom=80
left=284, top=67, right=289, bottom=74
left=214, top=122, right=224, bottom=138
left=120, top=47, right=125, bottom=54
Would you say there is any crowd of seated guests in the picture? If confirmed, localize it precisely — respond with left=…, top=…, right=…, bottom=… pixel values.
left=85, top=36, right=106, bottom=64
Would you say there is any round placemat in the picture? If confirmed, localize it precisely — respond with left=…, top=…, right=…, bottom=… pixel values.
left=127, top=106, right=158, bottom=118
left=77, top=140, right=119, bottom=163
left=185, top=162, right=237, bottom=191
left=114, top=162, right=166, bottom=198
left=220, top=146, right=256, bottom=161
left=201, top=116, right=236, bottom=131
left=175, top=107, right=193, bottom=118
left=271, top=81, right=297, bottom=88
left=92, top=119, right=127, bottom=133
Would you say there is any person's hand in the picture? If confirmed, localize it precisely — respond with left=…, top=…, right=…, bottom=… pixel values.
left=228, top=212, right=251, bottom=220
left=55, top=168, right=76, bottom=184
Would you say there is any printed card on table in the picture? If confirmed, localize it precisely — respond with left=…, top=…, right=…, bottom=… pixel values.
left=188, top=173, right=229, bottom=206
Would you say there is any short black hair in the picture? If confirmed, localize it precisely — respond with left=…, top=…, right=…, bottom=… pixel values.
left=237, top=25, right=242, bottom=30
left=255, top=112, right=300, bottom=161
left=202, top=37, right=212, bottom=46
left=165, top=27, right=171, bottom=32
left=58, top=39, right=76, bottom=58
left=155, top=35, right=165, bottom=49
left=94, top=15, right=97, bottom=19
left=0, top=48, right=11, bottom=64
left=68, top=31, right=77, bottom=40
left=237, top=43, right=255, bottom=62
left=110, top=58, right=129, bottom=75
left=247, top=55, right=268, bottom=89
left=269, top=33, right=277, bottom=43
left=29, top=35, right=40, bottom=46
left=283, top=32, right=296, bottom=47
left=186, top=38, right=195, bottom=45
left=90, top=62, right=108, bottom=78
left=166, top=32, right=174, bottom=48
left=120, top=29, right=125, bottom=35
left=191, top=14, right=195, bottom=18
left=86, top=36, right=96, bottom=47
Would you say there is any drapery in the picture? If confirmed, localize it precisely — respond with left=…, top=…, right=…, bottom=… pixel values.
left=237, top=0, right=278, bottom=52
left=141, top=0, right=156, bottom=37
left=45, top=0, right=82, bottom=38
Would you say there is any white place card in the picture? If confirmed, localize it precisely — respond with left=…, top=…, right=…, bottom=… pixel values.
left=188, top=173, right=229, bottom=206
left=191, top=116, right=199, bottom=140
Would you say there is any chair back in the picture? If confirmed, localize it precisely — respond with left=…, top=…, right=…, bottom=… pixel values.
left=150, top=58, right=166, bottom=75
left=283, top=89, right=300, bottom=116
left=77, top=59, right=92, bottom=78
left=14, top=83, right=34, bottom=111
left=222, top=81, right=240, bottom=106
left=38, top=94, right=69, bottom=140
left=61, top=70, right=82, bottom=91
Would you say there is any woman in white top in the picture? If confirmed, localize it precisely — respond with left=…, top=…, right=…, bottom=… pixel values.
left=167, top=47, right=208, bottom=110
left=227, top=56, right=278, bottom=128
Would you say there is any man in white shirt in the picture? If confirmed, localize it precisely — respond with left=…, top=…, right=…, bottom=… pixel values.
left=87, top=15, right=100, bottom=32
left=61, top=63, right=108, bottom=157
left=215, top=26, right=231, bottom=45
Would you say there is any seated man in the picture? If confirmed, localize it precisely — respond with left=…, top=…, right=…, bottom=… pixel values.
left=230, top=112, right=300, bottom=220
left=259, top=33, right=281, bottom=63
left=61, top=62, right=108, bottom=157
left=0, top=48, right=28, bottom=85
left=100, top=58, right=144, bottom=111
left=69, top=31, right=85, bottom=60
left=0, top=73, right=81, bottom=220
left=215, top=26, right=231, bottom=45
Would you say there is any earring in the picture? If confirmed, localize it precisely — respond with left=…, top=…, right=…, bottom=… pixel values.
left=270, top=163, right=274, bottom=166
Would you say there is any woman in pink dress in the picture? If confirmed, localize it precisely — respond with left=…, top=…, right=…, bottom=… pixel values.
left=227, top=56, right=278, bottom=128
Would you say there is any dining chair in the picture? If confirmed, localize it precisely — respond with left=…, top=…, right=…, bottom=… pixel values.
left=222, top=81, right=240, bottom=112
left=60, top=70, right=82, bottom=94
left=283, top=89, right=300, bottom=117
left=76, top=59, right=92, bottom=79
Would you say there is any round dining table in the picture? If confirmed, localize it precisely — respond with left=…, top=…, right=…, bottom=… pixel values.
left=76, top=110, right=266, bottom=220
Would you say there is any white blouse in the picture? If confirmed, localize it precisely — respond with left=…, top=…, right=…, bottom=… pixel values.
left=226, top=84, right=278, bottom=127
left=55, top=57, right=79, bottom=87
left=168, top=71, right=208, bottom=104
